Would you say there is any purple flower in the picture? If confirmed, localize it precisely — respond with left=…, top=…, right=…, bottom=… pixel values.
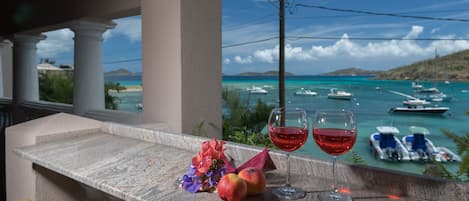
left=181, top=174, right=200, bottom=193
left=207, top=166, right=226, bottom=187
left=181, top=165, right=201, bottom=193
left=187, top=165, right=197, bottom=176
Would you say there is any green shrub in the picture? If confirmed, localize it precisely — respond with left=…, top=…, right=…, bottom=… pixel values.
left=222, top=88, right=274, bottom=148
left=39, top=72, right=125, bottom=110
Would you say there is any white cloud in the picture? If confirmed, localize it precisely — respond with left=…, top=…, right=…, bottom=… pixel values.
left=431, top=28, right=440, bottom=34
left=253, top=48, right=275, bottom=63
left=238, top=26, right=469, bottom=65
left=37, top=28, right=74, bottom=58
left=234, top=56, right=253, bottom=64
left=404, top=25, right=423, bottom=39
left=253, top=44, right=314, bottom=63
left=104, top=16, right=141, bottom=42
left=36, top=16, right=141, bottom=58
left=223, top=58, right=231, bottom=64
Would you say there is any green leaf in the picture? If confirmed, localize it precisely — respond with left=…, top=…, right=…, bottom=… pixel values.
left=458, top=155, right=469, bottom=176
left=348, top=151, right=366, bottom=165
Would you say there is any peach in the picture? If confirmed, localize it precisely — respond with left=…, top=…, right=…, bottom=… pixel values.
left=217, top=173, right=247, bottom=201
left=238, top=167, right=266, bottom=195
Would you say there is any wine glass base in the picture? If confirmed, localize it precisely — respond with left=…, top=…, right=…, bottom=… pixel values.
left=317, top=191, right=352, bottom=201
left=272, top=186, right=306, bottom=200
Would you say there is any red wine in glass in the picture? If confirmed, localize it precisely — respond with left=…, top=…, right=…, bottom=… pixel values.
left=313, top=110, right=357, bottom=201
left=268, top=107, right=308, bottom=200
left=269, top=127, right=308, bottom=152
left=313, top=128, right=356, bottom=156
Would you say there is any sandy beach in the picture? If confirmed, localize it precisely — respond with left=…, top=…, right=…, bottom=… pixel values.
left=109, top=85, right=142, bottom=93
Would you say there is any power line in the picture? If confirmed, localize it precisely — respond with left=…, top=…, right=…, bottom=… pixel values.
left=286, top=36, right=469, bottom=41
left=295, top=3, right=469, bottom=22
left=287, top=8, right=469, bottom=20
left=223, top=14, right=277, bottom=32
left=220, top=35, right=469, bottom=50
left=103, top=58, right=141, bottom=64
left=222, top=37, right=279, bottom=48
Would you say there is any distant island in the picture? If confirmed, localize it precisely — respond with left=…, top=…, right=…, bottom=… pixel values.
left=321, top=67, right=381, bottom=76
left=237, top=70, right=294, bottom=76
left=376, top=49, right=469, bottom=81
left=105, top=68, right=135, bottom=76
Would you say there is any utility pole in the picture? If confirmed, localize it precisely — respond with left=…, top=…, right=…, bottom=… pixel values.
left=279, top=0, right=285, bottom=109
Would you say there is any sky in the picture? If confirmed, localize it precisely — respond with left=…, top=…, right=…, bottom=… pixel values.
left=37, top=0, right=469, bottom=75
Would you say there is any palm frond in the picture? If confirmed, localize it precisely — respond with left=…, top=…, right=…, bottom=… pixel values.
left=458, top=155, right=469, bottom=176
left=441, top=128, right=469, bottom=155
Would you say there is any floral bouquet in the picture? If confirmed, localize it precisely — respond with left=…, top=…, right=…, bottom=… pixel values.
left=180, top=139, right=233, bottom=193
left=180, top=139, right=276, bottom=193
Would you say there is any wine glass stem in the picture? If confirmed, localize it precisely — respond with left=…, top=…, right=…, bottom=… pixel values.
left=285, top=152, right=291, bottom=187
left=332, top=156, right=337, bottom=192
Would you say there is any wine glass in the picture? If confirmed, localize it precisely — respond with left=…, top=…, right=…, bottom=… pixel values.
left=268, top=107, right=308, bottom=200
left=313, top=109, right=357, bottom=201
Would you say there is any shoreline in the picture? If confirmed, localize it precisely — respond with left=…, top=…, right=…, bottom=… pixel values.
left=109, top=85, right=142, bottom=93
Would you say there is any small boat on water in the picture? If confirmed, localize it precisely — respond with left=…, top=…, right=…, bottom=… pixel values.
left=327, top=88, right=352, bottom=100
left=369, top=126, right=410, bottom=161
left=136, top=103, right=143, bottom=110
left=413, top=86, right=451, bottom=102
left=389, top=105, right=449, bottom=114
left=401, top=126, right=461, bottom=162
left=417, top=87, right=439, bottom=94
left=402, top=99, right=431, bottom=106
left=414, top=93, right=451, bottom=102
left=294, top=88, right=318, bottom=96
left=246, top=85, right=268, bottom=94
left=411, top=82, right=423, bottom=90
left=388, top=90, right=449, bottom=115
left=389, top=104, right=449, bottom=114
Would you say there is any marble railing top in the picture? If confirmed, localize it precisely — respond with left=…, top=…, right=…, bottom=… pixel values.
left=14, top=122, right=468, bottom=201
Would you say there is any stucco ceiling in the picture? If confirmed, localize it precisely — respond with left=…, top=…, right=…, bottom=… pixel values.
left=0, top=0, right=140, bottom=36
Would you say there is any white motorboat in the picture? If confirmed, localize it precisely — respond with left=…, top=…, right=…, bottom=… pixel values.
left=246, top=85, right=268, bottom=94
left=401, top=126, right=460, bottom=162
left=414, top=92, right=451, bottom=102
left=388, top=90, right=449, bottom=115
left=369, top=126, right=410, bottom=161
left=435, top=147, right=461, bottom=162
left=417, top=87, right=440, bottom=94
left=389, top=105, right=449, bottom=114
left=327, top=88, right=352, bottom=100
left=402, top=99, right=431, bottom=106
left=294, top=88, right=318, bottom=96
left=136, top=103, right=143, bottom=110
left=411, top=82, right=423, bottom=90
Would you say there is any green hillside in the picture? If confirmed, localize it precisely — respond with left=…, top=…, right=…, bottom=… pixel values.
left=104, top=68, right=133, bottom=76
left=321, top=67, right=381, bottom=76
left=376, top=49, right=469, bottom=81
left=237, top=71, right=294, bottom=76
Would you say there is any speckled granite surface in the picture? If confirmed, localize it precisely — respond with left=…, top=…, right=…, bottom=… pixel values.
left=14, top=122, right=468, bottom=201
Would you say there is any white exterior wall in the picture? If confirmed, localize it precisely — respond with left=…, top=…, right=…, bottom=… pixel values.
left=141, top=0, right=222, bottom=138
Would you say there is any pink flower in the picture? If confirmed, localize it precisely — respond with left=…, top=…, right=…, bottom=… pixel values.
left=192, top=139, right=226, bottom=176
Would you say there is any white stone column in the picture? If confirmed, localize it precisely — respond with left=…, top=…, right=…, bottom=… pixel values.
left=141, top=0, right=222, bottom=138
left=0, top=40, right=9, bottom=97
left=70, top=20, right=115, bottom=115
left=10, top=34, right=46, bottom=104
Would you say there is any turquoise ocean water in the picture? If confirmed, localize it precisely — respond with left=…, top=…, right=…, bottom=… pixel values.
left=107, top=75, right=469, bottom=175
